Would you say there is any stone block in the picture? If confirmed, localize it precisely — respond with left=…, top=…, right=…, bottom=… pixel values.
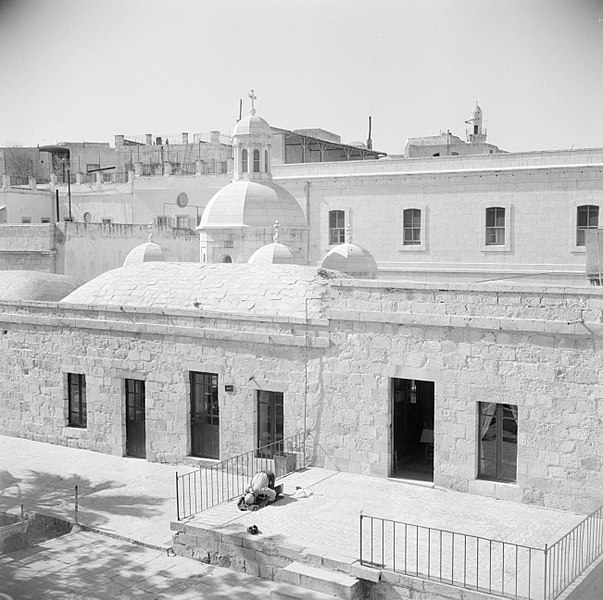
left=350, top=561, right=381, bottom=582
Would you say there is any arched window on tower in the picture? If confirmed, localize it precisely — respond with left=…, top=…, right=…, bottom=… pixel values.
left=241, top=149, right=248, bottom=173
left=264, top=150, right=269, bottom=173
left=253, top=149, right=260, bottom=173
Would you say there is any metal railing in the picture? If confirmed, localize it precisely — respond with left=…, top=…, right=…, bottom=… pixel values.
left=544, top=504, right=603, bottom=599
left=360, top=506, right=603, bottom=600
left=176, top=432, right=306, bottom=520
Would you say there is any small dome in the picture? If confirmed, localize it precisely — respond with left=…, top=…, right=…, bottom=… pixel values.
left=0, top=270, right=80, bottom=302
left=320, top=243, right=378, bottom=278
left=199, top=180, right=307, bottom=229
left=233, top=114, right=272, bottom=138
left=248, top=242, right=308, bottom=266
left=123, top=241, right=176, bottom=266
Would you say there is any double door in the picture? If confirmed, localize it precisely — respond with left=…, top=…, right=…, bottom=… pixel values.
left=190, top=372, right=220, bottom=459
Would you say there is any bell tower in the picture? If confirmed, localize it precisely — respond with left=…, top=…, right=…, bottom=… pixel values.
left=233, top=90, right=273, bottom=182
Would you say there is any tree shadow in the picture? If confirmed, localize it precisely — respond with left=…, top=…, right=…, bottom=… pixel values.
left=0, top=529, right=278, bottom=599
left=0, top=469, right=166, bottom=529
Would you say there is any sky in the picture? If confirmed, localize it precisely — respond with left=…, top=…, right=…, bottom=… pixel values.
left=0, top=0, right=601, bottom=155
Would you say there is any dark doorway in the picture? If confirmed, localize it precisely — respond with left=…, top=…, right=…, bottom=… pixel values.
left=391, top=378, right=434, bottom=481
left=190, top=371, right=220, bottom=459
left=125, top=379, right=146, bottom=459
left=257, top=390, right=283, bottom=458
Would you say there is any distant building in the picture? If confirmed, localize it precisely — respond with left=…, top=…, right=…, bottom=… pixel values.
left=403, top=103, right=504, bottom=158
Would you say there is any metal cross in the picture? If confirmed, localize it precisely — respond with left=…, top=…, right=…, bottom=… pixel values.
left=249, top=90, right=257, bottom=113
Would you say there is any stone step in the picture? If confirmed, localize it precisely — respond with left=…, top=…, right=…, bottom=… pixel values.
left=280, top=562, right=362, bottom=600
left=270, top=582, right=341, bottom=600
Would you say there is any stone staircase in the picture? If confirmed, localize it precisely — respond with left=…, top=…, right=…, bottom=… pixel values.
left=171, top=519, right=365, bottom=599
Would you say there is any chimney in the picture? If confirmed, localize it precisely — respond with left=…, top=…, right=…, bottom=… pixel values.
left=114, top=135, right=125, bottom=148
left=210, top=130, right=220, bottom=144
left=367, top=116, right=373, bottom=151
left=182, top=132, right=189, bottom=145
left=145, top=134, right=153, bottom=146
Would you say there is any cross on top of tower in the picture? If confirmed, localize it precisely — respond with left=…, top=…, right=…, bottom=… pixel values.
left=249, top=89, right=257, bottom=115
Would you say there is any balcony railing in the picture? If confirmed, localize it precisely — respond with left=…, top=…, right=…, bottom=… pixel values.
left=176, top=432, right=306, bottom=520
left=360, top=505, right=603, bottom=600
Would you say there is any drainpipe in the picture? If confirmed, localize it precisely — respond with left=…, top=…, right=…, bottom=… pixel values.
left=304, top=181, right=311, bottom=263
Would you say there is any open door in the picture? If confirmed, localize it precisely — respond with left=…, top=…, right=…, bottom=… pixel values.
left=391, top=378, right=434, bottom=481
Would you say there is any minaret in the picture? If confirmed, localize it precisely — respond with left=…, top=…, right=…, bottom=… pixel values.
left=232, top=90, right=273, bottom=182
left=466, top=102, right=487, bottom=143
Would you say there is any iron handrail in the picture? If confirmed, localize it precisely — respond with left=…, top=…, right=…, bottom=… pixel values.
left=176, top=431, right=306, bottom=520
left=360, top=505, right=603, bottom=600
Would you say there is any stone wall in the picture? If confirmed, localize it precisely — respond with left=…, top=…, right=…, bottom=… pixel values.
left=0, top=277, right=601, bottom=513
left=321, top=279, right=603, bottom=512
left=0, top=224, right=55, bottom=272
left=54, top=221, right=199, bottom=282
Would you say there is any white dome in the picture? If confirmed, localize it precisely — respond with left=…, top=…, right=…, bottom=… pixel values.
left=123, top=241, right=176, bottom=266
left=199, top=180, right=307, bottom=229
left=233, top=114, right=272, bottom=138
left=248, top=242, right=307, bottom=266
left=320, top=243, right=377, bottom=278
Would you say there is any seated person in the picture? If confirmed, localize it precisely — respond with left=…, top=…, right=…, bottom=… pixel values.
left=239, top=470, right=283, bottom=510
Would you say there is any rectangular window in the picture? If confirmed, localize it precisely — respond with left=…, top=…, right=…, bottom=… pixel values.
left=102, top=218, right=112, bottom=225
left=41, top=217, right=51, bottom=224
left=485, top=207, right=505, bottom=245
left=156, top=215, right=170, bottom=227
left=403, top=209, right=421, bottom=245
left=68, top=373, right=87, bottom=428
left=21, top=217, right=31, bottom=224
left=577, top=205, right=599, bottom=247
left=478, top=402, right=517, bottom=483
left=329, top=210, right=345, bottom=245
left=176, top=216, right=189, bottom=229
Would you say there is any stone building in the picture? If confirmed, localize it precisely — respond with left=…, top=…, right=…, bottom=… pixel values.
left=0, top=261, right=601, bottom=514
left=403, top=103, right=504, bottom=158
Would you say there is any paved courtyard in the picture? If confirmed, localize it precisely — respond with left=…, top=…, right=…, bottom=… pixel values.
left=0, top=435, right=587, bottom=598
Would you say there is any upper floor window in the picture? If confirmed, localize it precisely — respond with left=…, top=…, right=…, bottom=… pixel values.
left=485, top=207, right=505, bottom=246
left=329, top=210, right=345, bottom=245
left=478, top=402, right=517, bottom=483
left=241, top=149, right=248, bottom=173
left=156, top=215, right=170, bottom=227
left=68, top=373, right=87, bottom=428
left=403, top=209, right=421, bottom=245
left=253, top=149, right=260, bottom=173
left=264, top=150, right=269, bottom=173
left=576, top=205, right=599, bottom=247
left=21, top=217, right=31, bottom=224
left=41, top=217, right=51, bottom=224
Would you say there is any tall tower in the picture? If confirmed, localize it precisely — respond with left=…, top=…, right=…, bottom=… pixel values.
left=232, top=90, right=272, bottom=182
left=466, top=102, right=487, bottom=143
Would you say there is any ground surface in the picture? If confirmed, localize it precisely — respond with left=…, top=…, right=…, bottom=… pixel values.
left=0, top=435, right=586, bottom=599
